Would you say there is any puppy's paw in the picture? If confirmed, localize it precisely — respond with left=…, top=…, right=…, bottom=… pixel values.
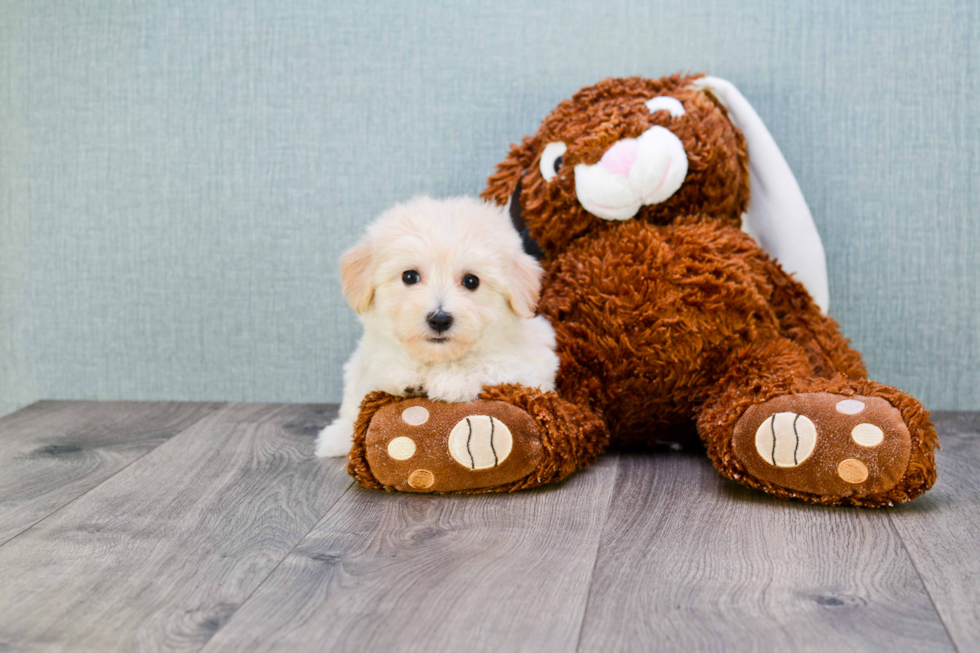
left=315, top=418, right=355, bottom=458
left=424, top=378, right=484, bottom=404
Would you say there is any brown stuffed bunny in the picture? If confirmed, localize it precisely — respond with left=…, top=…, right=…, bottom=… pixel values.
left=347, top=73, right=937, bottom=507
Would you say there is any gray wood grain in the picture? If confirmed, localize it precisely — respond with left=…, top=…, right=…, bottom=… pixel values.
left=888, top=412, right=980, bottom=652
left=199, top=457, right=621, bottom=653
left=2, top=402, right=977, bottom=653
left=0, top=400, right=217, bottom=545
left=576, top=450, right=956, bottom=653
left=0, top=402, right=349, bottom=653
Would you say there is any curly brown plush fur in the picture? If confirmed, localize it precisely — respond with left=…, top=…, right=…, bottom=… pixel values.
left=478, top=384, right=608, bottom=489
left=474, top=72, right=937, bottom=505
left=347, top=390, right=401, bottom=491
left=484, top=74, right=749, bottom=254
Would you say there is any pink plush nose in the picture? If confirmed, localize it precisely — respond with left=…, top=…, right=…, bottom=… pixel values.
left=598, top=139, right=640, bottom=177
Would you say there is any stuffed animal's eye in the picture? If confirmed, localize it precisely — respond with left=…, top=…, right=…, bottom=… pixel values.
left=539, top=142, right=567, bottom=182
left=461, top=274, right=480, bottom=290
left=402, top=270, right=420, bottom=285
left=645, top=96, right=685, bottom=118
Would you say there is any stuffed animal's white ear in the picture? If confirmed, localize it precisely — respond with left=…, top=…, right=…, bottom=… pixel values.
left=691, top=76, right=830, bottom=313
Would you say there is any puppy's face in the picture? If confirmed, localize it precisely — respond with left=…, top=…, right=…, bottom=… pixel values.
left=341, top=196, right=542, bottom=364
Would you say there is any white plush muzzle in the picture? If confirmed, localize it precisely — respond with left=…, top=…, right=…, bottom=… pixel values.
left=573, top=126, right=689, bottom=221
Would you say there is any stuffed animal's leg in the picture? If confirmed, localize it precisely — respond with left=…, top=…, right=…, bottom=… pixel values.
left=761, top=259, right=868, bottom=379
left=346, top=385, right=607, bottom=494
left=696, top=339, right=938, bottom=507
left=761, top=257, right=867, bottom=380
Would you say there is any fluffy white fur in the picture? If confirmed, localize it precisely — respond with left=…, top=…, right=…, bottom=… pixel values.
left=315, top=195, right=559, bottom=458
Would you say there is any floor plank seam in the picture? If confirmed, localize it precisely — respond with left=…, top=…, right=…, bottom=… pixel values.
left=197, top=478, right=357, bottom=652
left=573, top=455, right=622, bottom=653
left=0, top=410, right=217, bottom=550
left=886, top=510, right=962, bottom=653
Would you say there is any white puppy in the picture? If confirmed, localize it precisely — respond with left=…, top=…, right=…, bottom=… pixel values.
left=315, top=195, right=559, bottom=458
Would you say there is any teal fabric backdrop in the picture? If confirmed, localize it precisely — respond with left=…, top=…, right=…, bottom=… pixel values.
left=1, top=0, right=978, bottom=417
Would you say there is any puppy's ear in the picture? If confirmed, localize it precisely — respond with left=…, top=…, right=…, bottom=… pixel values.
left=480, top=137, right=535, bottom=207
left=506, top=252, right=543, bottom=319
left=340, top=240, right=374, bottom=313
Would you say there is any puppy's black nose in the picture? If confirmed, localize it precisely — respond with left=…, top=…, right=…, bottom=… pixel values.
left=426, top=310, right=453, bottom=333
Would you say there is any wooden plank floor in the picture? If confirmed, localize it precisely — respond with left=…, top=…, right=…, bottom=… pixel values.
left=0, top=402, right=976, bottom=652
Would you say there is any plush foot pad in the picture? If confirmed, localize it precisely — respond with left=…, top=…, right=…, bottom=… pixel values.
left=732, top=392, right=912, bottom=498
left=363, top=398, right=543, bottom=493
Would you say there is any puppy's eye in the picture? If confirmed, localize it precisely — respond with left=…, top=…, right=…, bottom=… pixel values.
left=461, top=274, right=480, bottom=291
left=402, top=270, right=420, bottom=285
left=539, top=142, right=567, bottom=182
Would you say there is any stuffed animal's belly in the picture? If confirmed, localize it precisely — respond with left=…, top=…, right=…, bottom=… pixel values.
left=537, top=221, right=780, bottom=439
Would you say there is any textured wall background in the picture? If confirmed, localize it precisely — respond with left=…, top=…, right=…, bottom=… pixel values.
left=1, top=0, right=978, bottom=417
